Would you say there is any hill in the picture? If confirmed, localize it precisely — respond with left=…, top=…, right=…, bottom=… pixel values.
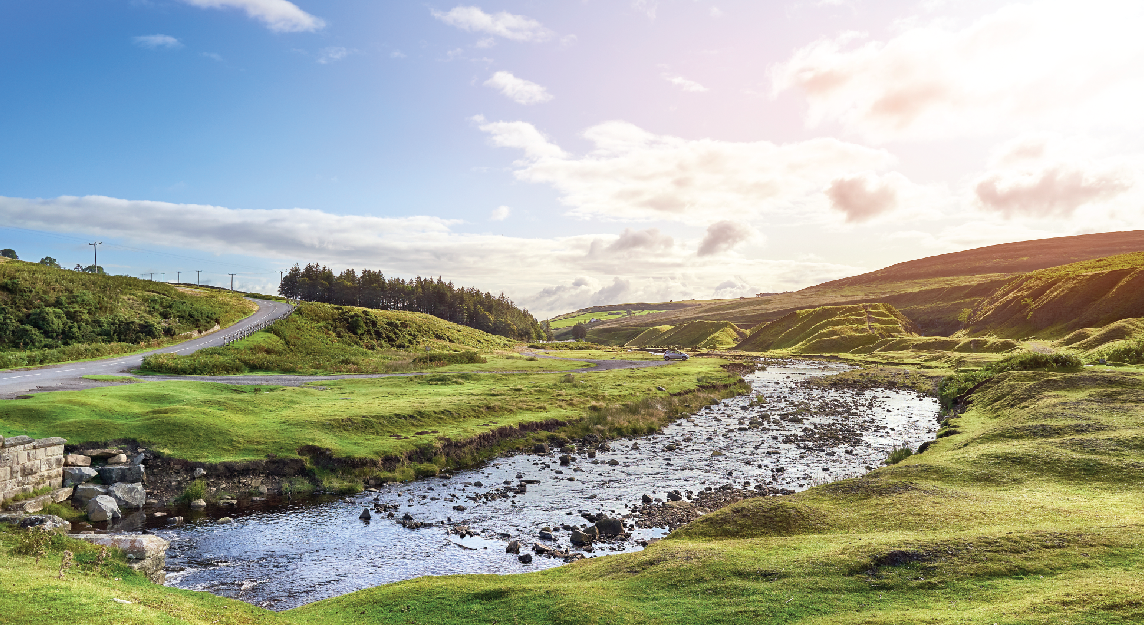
left=735, top=303, right=916, bottom=352
left=963, top=251, right=1144, bottom=339
left=142, top=301, right=517, bottom=375
left=578, top=230, right=1144, bottom=337
left=622, top=321, right=745, bottom=349
left=0, top=258, right=255, bottom=368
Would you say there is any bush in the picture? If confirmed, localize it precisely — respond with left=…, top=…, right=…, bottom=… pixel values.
left=177, top=479, right=207, bottom=503
left=411, top=351, right=486, bottom=366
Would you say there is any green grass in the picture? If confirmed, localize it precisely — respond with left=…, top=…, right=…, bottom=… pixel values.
left=5, top=364, right=1144, bottom=623
left=548, top=309, right=665, bottom=329
left=0, top=356, right=738, bottom=464
left=141, top=302, right=518, bottom=376
left=81, top=375, right=138, bottom=383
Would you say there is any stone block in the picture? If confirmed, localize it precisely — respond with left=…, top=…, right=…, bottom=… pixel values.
left=51, top=487, right=73, bottom=503
left=70, top=534, right=169, bottom=583
left=65, top=454, right=91, bottom=467
left=0, top=467, right=8, bottom=482
left=0, top=451, right=12, bottom=468
left=97, top=464, right=143, bottom=484
left=108, top=483, right=146, bottom=509
left=63, top=467, right=98, bottom=487
left=86, top=495, right=121, bottom=522
left=2, top=435, right=31, bottom=448
left=73, top=484, right=108, bottom=506
left=33, top=437, right=66, bottom=449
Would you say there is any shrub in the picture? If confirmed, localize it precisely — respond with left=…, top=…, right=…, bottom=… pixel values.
left=938, top=351, right=1083, bottom=408
left=411, top=351, right=486, bottom=365
left=177, top=479, right=207, bottom=503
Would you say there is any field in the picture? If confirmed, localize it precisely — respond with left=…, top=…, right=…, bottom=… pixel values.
left=0, top=355, right=738, bottom=467
left=549, top=309, right=666, bottom=329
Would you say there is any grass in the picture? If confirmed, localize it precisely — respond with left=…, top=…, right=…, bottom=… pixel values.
left=0, top=354, right=739, bottom=465
left=4, top=362, right=1144, bottom=623
left=548, top=309, right=666, bottom=329
left=141, top=302, right=517, bottom=376
left=81, top=375, right=138, bottom=383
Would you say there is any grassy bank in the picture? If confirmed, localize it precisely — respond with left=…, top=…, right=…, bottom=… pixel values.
left=1, top=356, right=738, bottom=467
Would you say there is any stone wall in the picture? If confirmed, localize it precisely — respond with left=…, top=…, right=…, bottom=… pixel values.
left=0, top=435, right=66, bottom=504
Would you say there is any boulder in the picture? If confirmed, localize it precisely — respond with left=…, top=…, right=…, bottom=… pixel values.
left=505, top=540, right=522, bottom=554
left=518, top=553, right=533, bottom=564
left=108, top=483, right=146, bottom=509
left=63, top=467, right=98, bottom=487
left=538, top=530, right=555, bottom=541
left=17, top=514, right=71, bottom=533
left=87, top=495, right=122, bottom=522
left=106, top=454, right=128, bottom=465
left=641, top=494, right=653, bottom=504
left=70, top=534, right=169, bottom=583
left=667, top=490, right=683, bottom=502
left=570, top=530, right=593, bottom=545
left=593, top=515, right=625, bottom=537
left=559, top=455, right=572, bottom=465
left=64, top=454, right=92, bottom=467
left=97, top=464, right=143, bottom=485
left=359, top=508, right=371, bottom=520
left=532, top=443, right=549, bottom=454
left=189, top=499, right=207, bottom=508
left=218, top=517, right=234, bottom=524
left=85, top=449, right=121, bottom=460
left=72, top=484, right=108, bottom=507
left=193, top=468, right=206, bottom=478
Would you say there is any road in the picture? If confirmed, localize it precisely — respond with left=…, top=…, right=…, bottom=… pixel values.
left=0, top=305, right=674, bottom=397
left=0, top=298, right=293, bottom=398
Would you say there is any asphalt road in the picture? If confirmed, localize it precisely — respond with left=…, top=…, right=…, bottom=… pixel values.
left=0, top=306, right=675, bottom=397
left=0, top=298, right=293, bottom=398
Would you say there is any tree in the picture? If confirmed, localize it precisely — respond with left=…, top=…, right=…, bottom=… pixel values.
left=0, top=249, right=17, bottom=260
left=571, top=323, right=588, bottom=340
left=542, top=320, right=553, bottom=341
left=38, top=257, right=61, bottom=268
left=82, top=265, right=106, bottom=275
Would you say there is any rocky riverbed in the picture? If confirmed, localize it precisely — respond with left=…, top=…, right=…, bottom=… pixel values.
left=153, top=360, right=939, bottom=610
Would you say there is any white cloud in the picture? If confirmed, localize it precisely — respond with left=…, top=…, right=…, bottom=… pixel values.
left=0, top=194, right=866, bottom=318
left=490, top=206, right=511, bottom=221
left=710, top=7, right=724, bottom=18
left=390, top=50, right=406, bottom=59
left=477, top=118, right=896, bottom=222
left=180, top=0, right=324, bottom=33
left=133, top=34, right=182, bottom=49
left=475, top=37, right=496, bottom=48
left=472, top=115, right=567, bottom=160
left=825, top=172, right=905, bottom=222
left=663, top=74, right=708, bottom=93
left=317, top=46, right=348, bottom=64
left=771, top=1, right=1144, bottom=141
left=201, top=52, right=225, bottom=61
left=483, top=71, right=553, bottom=105
left=431, top=6, right=552, bottom=42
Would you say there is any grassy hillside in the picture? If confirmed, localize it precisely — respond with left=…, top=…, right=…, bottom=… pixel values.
left=633, top=320, right=745, bottom=349
left=736, top=303, right=916, bottom=353
left=0, top=258, right=255, bottom=369
left=142, top=301, right=517, bottom=375
left=964, top=251, right=1144, bottom=339
left=549, top=308, right=666, bottom=329
left=580, top=230, right=1144, bottom=338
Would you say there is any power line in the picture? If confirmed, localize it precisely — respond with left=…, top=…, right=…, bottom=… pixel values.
left=0, top=225, right=275, bottom=273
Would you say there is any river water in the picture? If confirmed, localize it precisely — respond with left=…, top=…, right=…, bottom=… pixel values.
left=154, top=360, right=939, bottom=610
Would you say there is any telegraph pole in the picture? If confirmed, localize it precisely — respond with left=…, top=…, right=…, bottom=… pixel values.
left=229, top=273, right=236, bottom=290
left=177, top=271, right=181, bottom=284
left=196, top=270, right=201, bottom=285
left=88, top=242, right=101, bottom=273
left=149, top=272, right=154, bottom=281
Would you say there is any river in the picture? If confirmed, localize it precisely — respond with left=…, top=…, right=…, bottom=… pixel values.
left=152, top=360, right=939, bottom=610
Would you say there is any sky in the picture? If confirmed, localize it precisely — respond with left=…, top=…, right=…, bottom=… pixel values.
left=3, top=0, right=1144, bottom=318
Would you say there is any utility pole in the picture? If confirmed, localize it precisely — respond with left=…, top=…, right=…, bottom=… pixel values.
left=177, top=271, right=181, bottom=284
left=88, top=241, right=101, bottom=273
left=196, top=270, right=201, bottom=285
left=229, top=273, right=236, bottom=291
left=149, top=272, right=154, bottom=281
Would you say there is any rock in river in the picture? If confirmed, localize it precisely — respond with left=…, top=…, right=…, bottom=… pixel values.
left=108, top=483, right=146, bottom=509
left=87, top=495, right=122, bottom=522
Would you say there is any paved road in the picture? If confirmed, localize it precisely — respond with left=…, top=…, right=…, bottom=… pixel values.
left=0, top=309, right=674, bottom=397
left=0, top=298, right=293, bottom=398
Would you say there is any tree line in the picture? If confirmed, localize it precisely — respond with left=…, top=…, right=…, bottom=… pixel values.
left=278, top=264, right=546, bottom=341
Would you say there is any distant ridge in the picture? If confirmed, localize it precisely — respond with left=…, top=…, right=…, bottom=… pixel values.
left=820, top=230, right=1144, bottom=287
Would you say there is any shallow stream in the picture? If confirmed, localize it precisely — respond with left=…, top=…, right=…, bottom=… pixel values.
left=155, top=360, right=939, bottom=610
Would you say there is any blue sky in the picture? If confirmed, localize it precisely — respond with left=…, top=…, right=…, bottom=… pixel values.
left=4, top=1, right=1144, bottom=317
